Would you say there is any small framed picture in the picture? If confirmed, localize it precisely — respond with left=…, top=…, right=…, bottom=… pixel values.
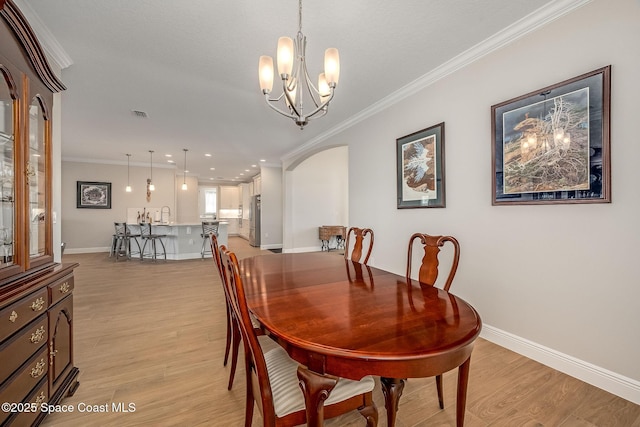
left=77, top=181, right=111, bottom=209
left=491, top=66, right=611, bottom=205
left=396, top=122, right=445, bottom=208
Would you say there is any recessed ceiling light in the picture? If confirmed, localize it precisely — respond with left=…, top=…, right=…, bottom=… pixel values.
left=210, top=177, right=214, bottom=180
left=205, top=153, right=212, bottom=157
left=210, top=167, right=215, bottom=170
left=260, top=159, right=266, bottom=162
left=165, top=154, right=172, bottom=157
left=167, top=160, right=175, bottom=164
left=240, top=173, right=244, bottom=176
left=245, top=169, right=250, bottom=172
left=251, top=164, right=257, bottom=168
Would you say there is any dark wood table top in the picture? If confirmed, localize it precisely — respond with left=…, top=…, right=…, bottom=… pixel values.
left=239, top=252, right=482, bottom=381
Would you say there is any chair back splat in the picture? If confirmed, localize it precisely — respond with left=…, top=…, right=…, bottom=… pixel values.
left=406, top=233, right=460, bottom=291
left=344, top=227, right=374, bottom=264
left=406, top=232, right=460, bottom=410
left=219, top=247, right=378, bottom=426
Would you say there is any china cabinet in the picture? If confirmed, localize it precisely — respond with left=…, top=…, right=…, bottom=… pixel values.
left=0, top=1, right=79, bottom=425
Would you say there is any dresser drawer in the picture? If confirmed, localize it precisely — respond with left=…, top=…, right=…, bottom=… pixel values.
left=48, top=274, right=74, bottom=306
left=0, top=346, right=48, bottom=425
left=0, top=315, right=48, bottom=384
left=319, top=226, right=346, bottom=240
left=2, top=377, right=48, bottom=427
left=0, top=288, right=48, bottom=343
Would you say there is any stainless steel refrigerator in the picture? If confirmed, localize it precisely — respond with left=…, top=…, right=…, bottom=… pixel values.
left=249, top=195, right=261, bottom=247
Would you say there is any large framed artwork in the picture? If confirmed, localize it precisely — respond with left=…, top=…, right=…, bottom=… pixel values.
left=491, top=66, right=611, bottom=205
left=396, top=122, right=445, bottom=208
left=76, top=181, right=111, bottom=209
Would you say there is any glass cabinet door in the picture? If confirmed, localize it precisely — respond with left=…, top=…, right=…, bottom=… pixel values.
left=0, top=68, right=15, bottom=269
left=28, top=97, right=47, bottom=260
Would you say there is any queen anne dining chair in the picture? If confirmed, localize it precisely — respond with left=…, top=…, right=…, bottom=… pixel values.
left=406, top=232, right=460, bottom=410
left=210, top=234, right=264, bottom=391
left=210, top=234, right=238, bottom=390
left=219, top=247, right=379, bottom=427
left=344, top=227, right=374, bottom=264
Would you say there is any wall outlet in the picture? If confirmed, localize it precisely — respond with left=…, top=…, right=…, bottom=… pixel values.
left=186, top=227, right=191, bottom=234
left=189, top=239, right=193, bottom=245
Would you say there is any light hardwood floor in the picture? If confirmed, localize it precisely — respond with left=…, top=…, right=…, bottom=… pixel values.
left=39, top=237, right=639, bottom=427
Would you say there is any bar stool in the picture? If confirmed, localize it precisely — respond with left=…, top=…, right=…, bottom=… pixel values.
left=139, top=223, right=167, bottom=261
left=200, top=221, right=219, bottom=258
left=126, top=223, right=142, bottom=259
left=110, top=222, right=127, bottom=260
left=111, top=222, right=141, bottom=261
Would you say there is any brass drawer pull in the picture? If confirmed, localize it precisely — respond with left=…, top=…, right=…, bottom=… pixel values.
left=35, top=391, right=46, bottom=404
left=60, top=282, right=70, bottom=293
left=30, top=326, right=46, bottom=343
left=30, top=297, right=45, bottom=311
left=30, top=359, right=46, bottom=378
left=9, top=310, right=18, bottom=322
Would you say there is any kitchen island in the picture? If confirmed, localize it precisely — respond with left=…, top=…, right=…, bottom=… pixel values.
left=128, top=222, right=228, bottom=260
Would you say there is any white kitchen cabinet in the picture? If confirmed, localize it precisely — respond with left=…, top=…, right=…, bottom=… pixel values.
left=219, top=186, right=240, bottom=209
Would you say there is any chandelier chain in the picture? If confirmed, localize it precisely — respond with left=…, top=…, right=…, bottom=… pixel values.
left=298, top=0, right=302, bottom=34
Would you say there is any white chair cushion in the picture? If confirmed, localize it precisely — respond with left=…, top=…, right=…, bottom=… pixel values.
left=262, top=345, right=375, bottom=418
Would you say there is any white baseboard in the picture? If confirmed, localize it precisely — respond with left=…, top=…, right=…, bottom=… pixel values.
left=283, top=246, right=322, bottom=253
left=260, top=243, right=283, bottom=250
left=65, top=247, right=110, bottom=254
left=481, top=324, right=640, bottom=405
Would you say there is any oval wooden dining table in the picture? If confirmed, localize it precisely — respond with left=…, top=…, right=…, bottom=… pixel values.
left=238, top=252, right=482, bottom=426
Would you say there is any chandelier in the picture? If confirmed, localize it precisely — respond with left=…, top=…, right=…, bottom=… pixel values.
left=258, top=0, right=340, bottom=129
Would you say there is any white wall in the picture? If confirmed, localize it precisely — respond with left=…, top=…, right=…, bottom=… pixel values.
left=61, top=161, right=177, bottom=251
left=282, top=0, right=640, bottom=403
left=286, top=146, right=349, bottom=252
left=260, top=166, right=283, bottom=249
left=175, top=175, right=199, bottom=223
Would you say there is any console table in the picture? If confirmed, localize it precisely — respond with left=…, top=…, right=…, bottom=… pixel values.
left=318, top=225, right=346, bottom=252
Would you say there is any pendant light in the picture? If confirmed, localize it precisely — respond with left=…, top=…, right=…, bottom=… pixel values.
left=181, top=148, right=188, bottom=191
left=125, top=153, right=132, bottom=192
left=148, top=150, right=155, bottom=191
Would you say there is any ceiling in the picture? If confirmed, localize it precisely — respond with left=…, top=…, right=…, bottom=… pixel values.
left=18, top=0, right=557, bottom=184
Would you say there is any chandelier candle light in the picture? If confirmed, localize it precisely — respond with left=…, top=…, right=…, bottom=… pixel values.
left=258, top=0, right=340, bottom=129
left=181, top=149, right=188, bottom=191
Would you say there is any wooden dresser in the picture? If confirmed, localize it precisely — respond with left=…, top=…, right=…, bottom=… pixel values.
left=0, top=1, right=79, bottom=425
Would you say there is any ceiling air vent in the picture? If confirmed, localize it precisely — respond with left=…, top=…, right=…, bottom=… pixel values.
left=131, top=110, right=148, bottom=118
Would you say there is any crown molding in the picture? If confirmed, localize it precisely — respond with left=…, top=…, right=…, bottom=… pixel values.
left=282, top=0, right=593, bottom=163
left=12, top=0, right=73, bottom=69
left=63, top=156, right=178, bottom=170
left=1, top=0, right=66, bottom=91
